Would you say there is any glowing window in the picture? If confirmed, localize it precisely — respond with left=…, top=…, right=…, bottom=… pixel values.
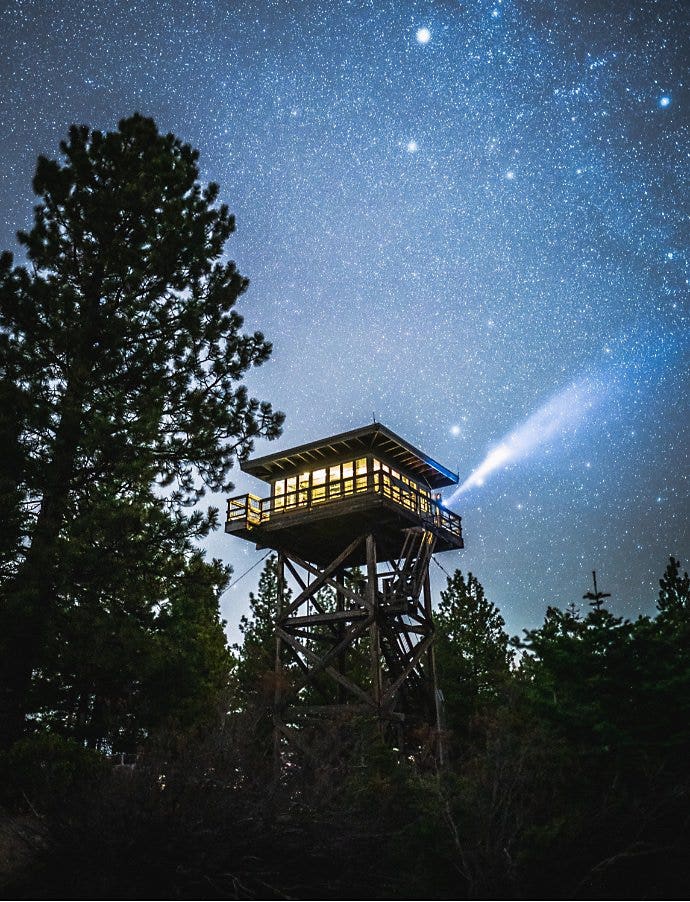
left=274, top=479, right=285, bottom=510
left=328, top=465, right=342, bottom=497
left=284, top=476, right=296, bottom=508
left=355, top=457, right=367, bottom=491
left=312, top=468, right=326, bottom=503
left=297, top=472, right=309, bottom=506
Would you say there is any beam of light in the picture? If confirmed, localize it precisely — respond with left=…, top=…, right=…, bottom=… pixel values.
left=445, top=376, right=603, bottom=506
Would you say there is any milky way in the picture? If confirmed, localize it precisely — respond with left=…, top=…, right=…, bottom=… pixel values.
left=0, top=0, right=687, bottom=637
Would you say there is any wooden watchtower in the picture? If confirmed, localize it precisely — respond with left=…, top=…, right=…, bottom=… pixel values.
left=225, top=423, right=463, bottom=760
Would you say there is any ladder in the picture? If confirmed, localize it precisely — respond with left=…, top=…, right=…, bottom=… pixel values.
left=385, top=527, right=437, bottom=611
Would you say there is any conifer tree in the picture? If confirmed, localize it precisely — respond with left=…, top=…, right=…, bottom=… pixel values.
left=234, top=555, right=291, bottom=707
left=434, top=570, right=512, bottom=732
left=657, top=555, right=690, bottom=628
left=0, top=115, right=283, bottom=745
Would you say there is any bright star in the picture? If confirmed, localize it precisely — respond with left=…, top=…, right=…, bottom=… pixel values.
left=505, top=169, right=516, bottom=180
left=406, top=140, right=418, bottom=153
left=658, top=95, right=671, bottom=108
left=450, top=425, right=461, bottom=437
left=416, top=27, right=431, bottom=44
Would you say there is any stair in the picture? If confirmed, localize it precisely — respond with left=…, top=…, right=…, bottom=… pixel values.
left=385, top=528, right=437, bottom=611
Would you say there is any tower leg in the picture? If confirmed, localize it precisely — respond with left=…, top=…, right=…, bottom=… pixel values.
left=273, top=551, right=285, bottom=776
left=366, top=534, right=382, bottom=725
left=336, top=572, right=345, bottom=705
left=424, top=569, right=445, bottom=767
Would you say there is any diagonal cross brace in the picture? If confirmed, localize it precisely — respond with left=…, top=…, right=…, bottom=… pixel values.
left=380, top=633, right=434, bottom=706
left=280, top=537, right=364, bottom=619
left=277, top=624, right=376, bottom=707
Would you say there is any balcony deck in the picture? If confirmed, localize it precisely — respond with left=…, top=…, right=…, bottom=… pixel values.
left=225, top=471, right=463, bottom=566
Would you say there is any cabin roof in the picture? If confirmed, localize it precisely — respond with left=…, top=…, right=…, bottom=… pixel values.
left=241, top=423, right=459, bottom=489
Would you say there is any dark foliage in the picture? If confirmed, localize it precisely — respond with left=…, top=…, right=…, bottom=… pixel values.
left=0, top=115, right=283, bottom=749
left=2, top=557, right=689, bottom=900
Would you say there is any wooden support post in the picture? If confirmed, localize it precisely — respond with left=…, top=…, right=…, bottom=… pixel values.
left=336, top=571, right=345, bottom=705
left=273, top=551, right=285, bottom=776
left=366, top=534, right=382, bottom=719
left=424, top=569, right=445, bottom=767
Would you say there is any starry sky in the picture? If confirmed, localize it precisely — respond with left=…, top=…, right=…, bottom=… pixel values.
left=1, top=0, right=687, bottom=639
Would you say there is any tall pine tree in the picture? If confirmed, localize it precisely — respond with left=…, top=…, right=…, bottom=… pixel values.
left=434, top=570, right=512, bottom=734
left=0, top=115, right=283, bottom=746
left=234, top=555, right=291, bottom=708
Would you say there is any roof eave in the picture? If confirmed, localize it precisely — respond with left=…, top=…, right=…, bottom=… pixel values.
left=241, top=423, right=458, bottom=488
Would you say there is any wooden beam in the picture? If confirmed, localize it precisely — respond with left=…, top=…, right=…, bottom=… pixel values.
left=366, top=534, right=382, bottom=709
left=283, top=552, right=368, bottom=613
left=280, top=537, right=363, bottom=618
left=381, top=634, right=433, bottom=706
left=285, top=704, right=406, bottom=723
left=290, top=615, right=374, bottom=693
left=278, top=627, right=375, bottom=707
left=273, top=552, right=286, bottom=776
left=283, top=556, right=308, bottom=593
left=286, top=703, right=371, bottom=717
left=285, top=608, right=370, bottom=628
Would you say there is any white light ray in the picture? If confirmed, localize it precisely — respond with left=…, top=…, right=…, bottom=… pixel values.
left=446, top=377, right=602, bottom=505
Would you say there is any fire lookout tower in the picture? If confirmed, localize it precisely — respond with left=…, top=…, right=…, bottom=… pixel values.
left=225, top=423, right=463, bottom=758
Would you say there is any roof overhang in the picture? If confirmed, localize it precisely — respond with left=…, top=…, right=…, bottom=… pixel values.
left=241, top=423, right=458, bottom=489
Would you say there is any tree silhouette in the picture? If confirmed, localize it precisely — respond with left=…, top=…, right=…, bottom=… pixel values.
left=434, top=570, right=512, bottom=733
left=0, top=115, right=283, bottom=745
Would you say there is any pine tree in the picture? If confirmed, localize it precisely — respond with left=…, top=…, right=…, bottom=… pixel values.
left=0, top=115, right=283, bottom=745
left=434, top=570, right=512, bottom=732
left=234, top=556, right=291, bottom=707
left=657, top=555, right=690, bottom=629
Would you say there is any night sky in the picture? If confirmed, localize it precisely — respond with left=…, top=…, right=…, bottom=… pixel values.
left=1, top=0, right=687, bottom=639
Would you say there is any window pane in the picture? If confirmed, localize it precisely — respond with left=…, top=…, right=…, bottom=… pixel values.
left=285, top=476, right=297, bottom=508
left=313, top=468, right=326, bottom=503
left=273, top=479, right=285, bottom=510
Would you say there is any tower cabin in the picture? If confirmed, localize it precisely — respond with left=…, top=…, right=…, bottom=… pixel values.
left=225, top=423, right=463, bottom=563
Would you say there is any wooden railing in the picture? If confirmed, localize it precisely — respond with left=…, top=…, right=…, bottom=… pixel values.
left=226, top=472, right=462, bottom=542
